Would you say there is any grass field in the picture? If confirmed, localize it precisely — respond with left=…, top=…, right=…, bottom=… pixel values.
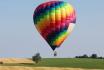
left=0, top=58, right=104, bottom=70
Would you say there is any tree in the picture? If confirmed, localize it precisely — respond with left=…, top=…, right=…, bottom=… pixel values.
left=32, top=53, right=42, bottom=64
left=82, top=54, right=88, bottom=58
left=98, top=57, right=103, bottom=59
left=75, top=56, right=80, bottom=58
left=0, top=61, right=3, bottom=64
left=75, top=54, right=88, bottom=58
left=90, top=54, right=97, bottom=59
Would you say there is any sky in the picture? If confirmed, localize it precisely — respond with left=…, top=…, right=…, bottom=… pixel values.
left=0, top=0, right=104, bottom=58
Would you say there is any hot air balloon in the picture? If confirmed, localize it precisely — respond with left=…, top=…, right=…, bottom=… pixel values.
left=33, top=1, right=76, bottom=56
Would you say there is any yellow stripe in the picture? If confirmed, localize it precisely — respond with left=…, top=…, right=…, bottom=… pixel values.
left=55, top=8, right=61, bottom=21
left=53, top=32, right=68, bottom=46
left=61, top=6, right=66, bottom=19
left=53, top=23, right=75, bottom=46
left=65, top=4, right=74, bottom=16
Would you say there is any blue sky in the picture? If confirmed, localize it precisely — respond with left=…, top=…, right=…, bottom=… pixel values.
left=0, top=0, right=104, bottom=58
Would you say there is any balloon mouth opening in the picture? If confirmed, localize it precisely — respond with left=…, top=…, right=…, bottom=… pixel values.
left=51, top=45, right=58, bottom=51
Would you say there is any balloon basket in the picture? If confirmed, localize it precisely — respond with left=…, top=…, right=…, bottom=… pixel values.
left=54, top=51, right=57, bottom=57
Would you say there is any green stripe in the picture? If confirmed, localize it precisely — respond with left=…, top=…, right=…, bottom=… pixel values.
left=50, top=30, right=67, bottom=46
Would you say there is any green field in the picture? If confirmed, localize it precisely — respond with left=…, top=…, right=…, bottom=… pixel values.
left=1, top=58, right=104, bottom=69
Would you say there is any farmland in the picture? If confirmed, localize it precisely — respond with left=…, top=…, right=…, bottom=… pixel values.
left=0, top=58, right=104, bottom=70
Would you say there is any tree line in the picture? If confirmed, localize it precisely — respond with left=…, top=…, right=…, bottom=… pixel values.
left=75, top=54, right=104, bottom=59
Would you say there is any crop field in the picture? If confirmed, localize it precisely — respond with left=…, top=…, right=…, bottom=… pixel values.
left=0, top=58, right=104, bottom=70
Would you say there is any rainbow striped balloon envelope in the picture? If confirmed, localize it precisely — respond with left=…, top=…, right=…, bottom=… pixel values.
left=33, top=1, right=76, bottom=51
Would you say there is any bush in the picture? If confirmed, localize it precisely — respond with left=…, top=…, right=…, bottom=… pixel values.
left=0, top=61, right=3, bottom=64
left=98, top=57, right=103, bottom=59
left=90, top=54, right=97, bottom=59
left=75, top=54, right=88, bottom=58
left=75, top=54, right=104, bottom=59
left=32, top=53, right=42, bottom=64
left=75, top=56, right=79, bottom=58
left=82, top=54, right=88, bottom=58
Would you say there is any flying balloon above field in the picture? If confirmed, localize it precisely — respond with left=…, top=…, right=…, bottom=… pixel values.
left=33, top=1, right=76, bottom=52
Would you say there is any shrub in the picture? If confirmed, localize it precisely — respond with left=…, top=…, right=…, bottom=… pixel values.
left=75, top=54, right=88, bottom=58
left=82, top=54, right=88, bottom=58
left=90, top=54, right=97, bottom=59
left=98, top=57, right=103, bottom=59
left=0, top=61, right=3, bottom=64
left=32, top=53, right=42, bottom=64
